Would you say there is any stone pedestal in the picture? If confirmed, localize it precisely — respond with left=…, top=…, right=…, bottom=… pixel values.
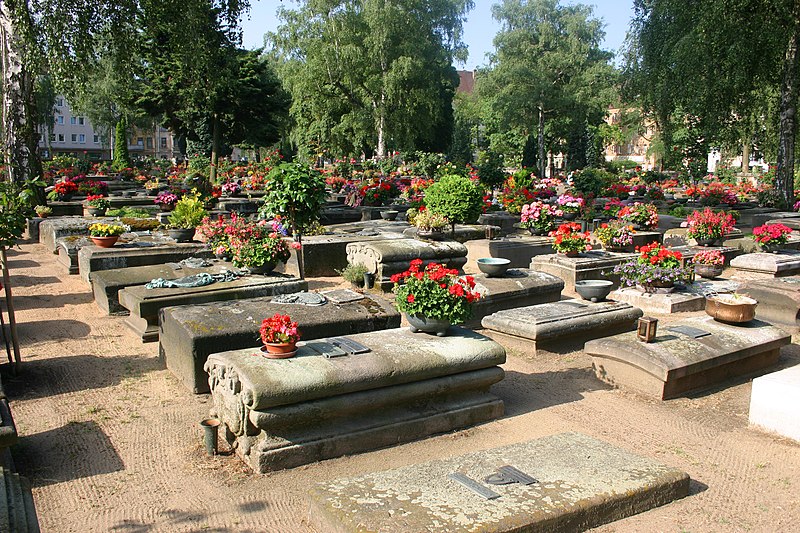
left=530, top=250, right=636, bottom=292
left=467, top=270, right=563, bottom=325
left=482, top=300, right=642, bottom=356
left=610, top=279, right=739, bottom=314
left=205, top=327, right=505, bottom=472
left=346, top=238, right=468, bottom=291
left=91, top=261, right=236, bottom=315
left=308, top=432, right=690, bottom=533
left=749, top=364, right=800, bottom=442
left=78, top=239, right=212, bottom=283
left=739, top=277, right=800, bottom=332
left=159, top=291, right=401, bottom=393
left=465, top=236, right=554, bottom=272
left=730, top=251, right=800, bottom=278
left=585, top=317, right=790, bottom=400
left=118, top=274, right=307, bottom=342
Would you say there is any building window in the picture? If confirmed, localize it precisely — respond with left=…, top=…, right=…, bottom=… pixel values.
left=93, top=135, right=99, bottom=144
left=79, top=134, right=85, bottom=144
left=160, top=137, right=168, bottom=148
left=146, top=137, right=153, bottom=149
left=137, top=137, right=144, bottom=146
left=56, top=116, right=64, bottom=125
left=57, top=134, right=65, bottom=142
left=49, top=133, right=56, bottom=142
left=56, top=97, right=64, bottom=107
left=78, top=117, right=85, bottom=125
left=70, top=117, right=76, bottom=125
left=71, top=134, right=77, bottom=142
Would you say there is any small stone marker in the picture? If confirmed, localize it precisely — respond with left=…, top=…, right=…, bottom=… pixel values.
left=749, top=364, right=800, bottom=442
left=308, top=432, right=690, bottom=533
left=481, top=300, right=642, bottom=355
left=585, top=316, right=790, bottom=399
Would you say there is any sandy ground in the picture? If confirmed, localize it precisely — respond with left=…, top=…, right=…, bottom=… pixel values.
left=1, top=240, right=800, bottom=533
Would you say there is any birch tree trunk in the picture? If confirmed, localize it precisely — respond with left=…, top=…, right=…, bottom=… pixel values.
left=537, top=105, right=545, bottom=177
left=376, top=92, right=386, bottom=159
left=0, top=0, right=42, bottom=185
left=776, top=25, right=799, bottom=208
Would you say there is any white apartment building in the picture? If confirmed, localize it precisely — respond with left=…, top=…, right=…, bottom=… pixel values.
left=39, top=96, right=181, bottom=161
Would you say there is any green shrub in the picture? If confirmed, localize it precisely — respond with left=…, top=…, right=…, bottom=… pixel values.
left=337, top=263, right=368, bottom=284
left=572, top=168, right=615, bottom=198
left=424, top=174, right=484, bottom=226
left=167, top=195, right=207, bottom=229
left=476, top=150, right=505, bottom=190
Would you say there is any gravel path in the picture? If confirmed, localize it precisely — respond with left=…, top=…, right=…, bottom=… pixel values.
left=3, top=241, right=799, bottom=532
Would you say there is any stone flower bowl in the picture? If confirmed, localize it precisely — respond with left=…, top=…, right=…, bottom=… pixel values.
left=574, top=279, right=614, bottom=303
left=477, top=258, right=511, bottom=277
left=705, top=294, right=757, bottom=324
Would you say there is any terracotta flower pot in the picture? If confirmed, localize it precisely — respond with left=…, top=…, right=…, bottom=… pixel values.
left=261, top=342, right=297, bottom=359
left=91, top=236, right=118, bottom=248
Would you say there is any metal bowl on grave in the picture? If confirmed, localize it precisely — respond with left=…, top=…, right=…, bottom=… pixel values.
left=477, top=258, right=511, bottom=277
left=380, top=210, right=399, bottom=221
left=705, top=294, right=757, bottom=324
left=574, top=280, right=614, bottom=302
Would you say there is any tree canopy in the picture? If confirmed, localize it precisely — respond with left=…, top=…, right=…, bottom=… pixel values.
left=270, top=0, right=473, bottom=160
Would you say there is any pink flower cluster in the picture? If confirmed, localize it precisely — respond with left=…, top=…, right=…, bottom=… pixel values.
left=752, top=223, right=792, bottom=245
left=520, top=202, right=562, bottom=224
left=259, top=313, right=300, bottom=345
left=556, top=194, right=585, bottom=211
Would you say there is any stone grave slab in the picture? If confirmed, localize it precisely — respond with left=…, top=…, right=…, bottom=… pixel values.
left=597, top=230, right=661, bottom=253
left=749, top=364, right=800, bottom=442
left=217, top=198, right=258, bottom=214
left=402, top=225, right=487, bottom=243
left=668, top=245, right=741, bottom=266
left=465, top=236, right=554, bottom=271
left=319, top=206, right=363, bottom=225
left=467, top=270, right=563, bottom=325
left=529, top=250, right=636, bottom=292
left=730, top=251, right=800, bottom=278
left=585, top=316, right=790, bottom=400
left=282, top=231, right=407, bottom=277
left=205, top=327, right=505, bottom=472
left=481, top=300, right=642, bottom=355
left=347, top=238, right=468, bottom=291
left=609, top=279, right=739, bottom=314
left=159, top=290, right=401, bottom=393
left=662, top=227, right=744, bottom=248
left=478, top=211, right=520, bottom=234
left=38, top=216, right=95, bottom=253
left=723, top=235, right=800, bottom=254
left=739, top=277, right=800, bottom=332
left=118, top=274, right=307, bottom=342
left=749, top=210, right=800, bottom=229
left=308, top=432, right=690, bottom=533
left=47, top=201, right=83, bottom=216
left=91, top=260, right=234, bottom=315
left=78, top=238, right=212, bottom=283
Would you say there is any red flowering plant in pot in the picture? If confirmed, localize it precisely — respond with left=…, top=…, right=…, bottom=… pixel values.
left=391, top=259, right=481, bottom=336
left=259, top=313, right=301, bottom=358
left=549, top=222, right=591, bottom=257
left=752, top=223, right=792, bottom=252
left=683, top=208, right=735, bottom=246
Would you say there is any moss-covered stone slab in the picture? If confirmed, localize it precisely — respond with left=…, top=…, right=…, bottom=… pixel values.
left=205, top=327, right=505, bottom=472
left=467, top=270, right=563, bottom=325
left=118, top=274, right=307, bottom=342
left=586, top=316, right=790, bottom=399
left=308, top=432, right=689, bottom=533
left=159, top=291, right=401, bottom=393
left=482, top=300, right=642, bottom=355
left=78, top=239, right=212, bottom=283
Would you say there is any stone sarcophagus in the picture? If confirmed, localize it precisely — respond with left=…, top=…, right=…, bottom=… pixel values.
left=204, top=327, right=505, bottom=473
left=346, top=238, right=468, bottom=291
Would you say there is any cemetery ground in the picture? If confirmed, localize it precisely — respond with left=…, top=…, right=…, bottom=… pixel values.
left=3, top=239, right=799, bottom=533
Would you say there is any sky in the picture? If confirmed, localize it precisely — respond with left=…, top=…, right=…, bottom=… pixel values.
left=240, top=0, right=636, bottom=70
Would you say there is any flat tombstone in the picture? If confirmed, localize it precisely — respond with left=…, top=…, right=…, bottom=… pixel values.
left=78, top=240, right=213, bottom=284
left=205, top=327, right=506, bottom=472
left=91, top=260, right=233, bottom=315
left=730, top=251, right=800, bottom=278
left=465, top=236, right=554, bottom=271
left=38, top=216, right=95, bottom=253
left=482, top=300, right=642, bottom=355
left=740, top=276, right=800, bottom=332
left=158, top=290, right=401, bottom=393
left=529, top=250, right=636, bottom=292
left=308, top=432, right=690, bottom=533
left=610, top=279, right=739, bottom=314
left=467, top=270, right=564, bottom=325
left=118, top=274, right=307, bottom=342
left=585, top=316, right=790, bottom=400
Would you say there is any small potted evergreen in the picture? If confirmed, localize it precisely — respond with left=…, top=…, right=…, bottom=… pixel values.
left=165, top=195, right=207, bottom=242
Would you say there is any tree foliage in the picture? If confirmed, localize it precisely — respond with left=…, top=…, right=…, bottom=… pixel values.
left=271, top=0, right=473, bottom=160
left=478, top=0, right=615, bottom=174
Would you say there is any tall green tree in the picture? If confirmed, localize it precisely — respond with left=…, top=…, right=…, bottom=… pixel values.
left=479, top=0, right=615, bottom=174
left=624, top=0, right=800, bottom=204
left=271, top=0, right=473, bottom=160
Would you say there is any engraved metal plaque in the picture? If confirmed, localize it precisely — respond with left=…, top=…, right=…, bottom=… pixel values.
left=667, top=325, right=711, bottom=338
left=448, top=473, right=500, bottom=500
